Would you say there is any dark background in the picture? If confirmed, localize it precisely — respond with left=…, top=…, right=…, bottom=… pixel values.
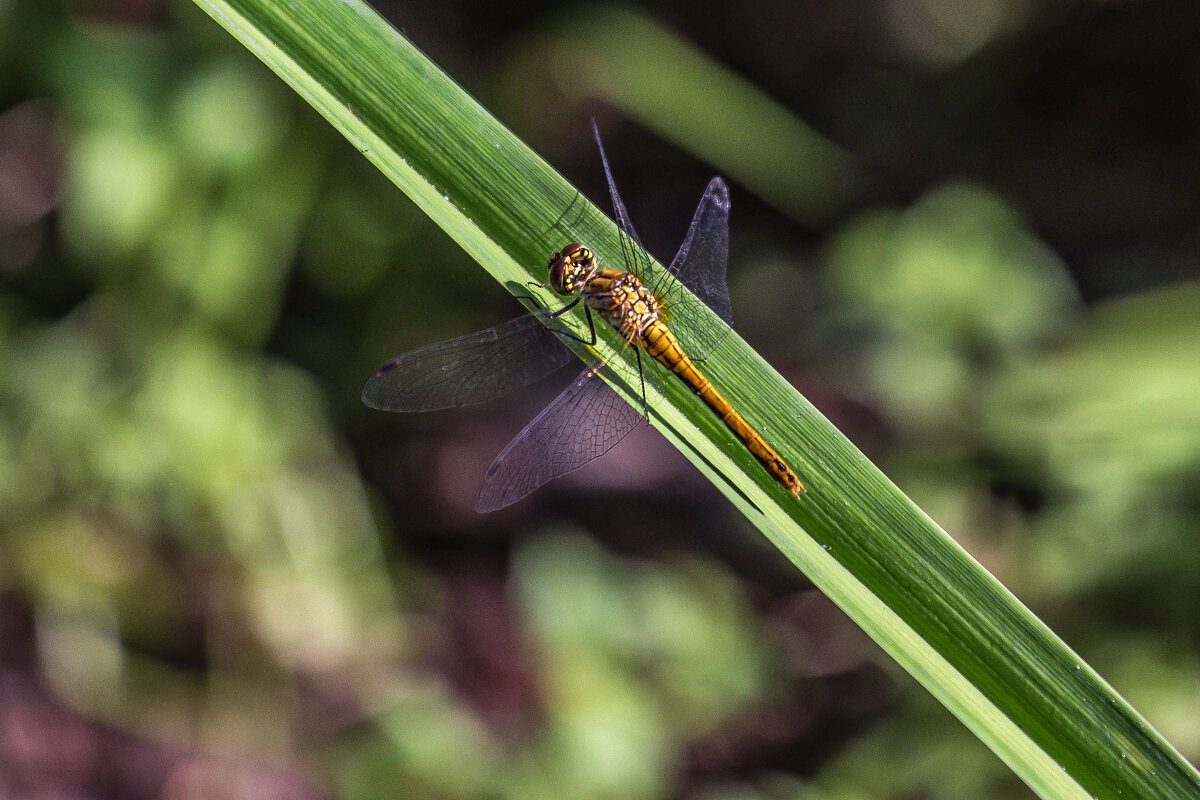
left=1, top=1, right=1198, bottom=798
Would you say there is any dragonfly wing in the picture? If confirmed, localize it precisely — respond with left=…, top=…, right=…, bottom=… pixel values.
left=363, top=312, right=575, bottom=412
left=654, top=176, right=734, bottom=360
left=475, top=366, right=644, bottom=512
left=669, top=177, right=733, bottom=326
left=592, top=120, right=655, bottom=283
left=593, top=122, right=733, bottom=358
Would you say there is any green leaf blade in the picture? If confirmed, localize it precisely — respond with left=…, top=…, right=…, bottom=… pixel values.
left=190, top=1, right=1200, bottom=798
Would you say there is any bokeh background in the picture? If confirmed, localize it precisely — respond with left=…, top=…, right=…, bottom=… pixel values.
left=2, top=0, right=1199, bottom=798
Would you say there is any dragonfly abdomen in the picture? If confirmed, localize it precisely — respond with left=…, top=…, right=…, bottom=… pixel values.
left=639, top=321, right=805, bottom=497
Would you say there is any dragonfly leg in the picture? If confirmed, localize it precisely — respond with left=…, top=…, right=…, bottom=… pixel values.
left=595, top=326, right=650, bottom=424
left=634, top=346, right=650, bottom=421
left=547, top=296, right=582, bottom=320
left=548, top=303, right=600, bottom=348
left=521, top=280, right=550, bottom=297
left=514, top=286, right=549, bottom=310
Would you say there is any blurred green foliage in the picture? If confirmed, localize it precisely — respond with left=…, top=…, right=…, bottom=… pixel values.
left=1, top=0, right=1198, bottom=799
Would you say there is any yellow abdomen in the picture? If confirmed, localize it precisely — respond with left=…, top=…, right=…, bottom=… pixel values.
left=639, top=321, right=805, bottom=496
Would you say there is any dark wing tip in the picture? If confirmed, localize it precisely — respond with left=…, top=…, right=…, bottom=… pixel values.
left=475, top=454, right=532, bottom=512
left=361, top=359, right=401, bottom=408
left=706, top=177, right=731, bottom=209
left=373, top=356, right=403, bottom=377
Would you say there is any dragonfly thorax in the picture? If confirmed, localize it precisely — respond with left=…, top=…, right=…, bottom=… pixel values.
left=547, top=242, right=596, bottom=296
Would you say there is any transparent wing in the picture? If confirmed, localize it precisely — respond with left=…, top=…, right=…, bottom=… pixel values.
left=362, top=312, right=574, bottom=412
left=475, top=366, right=644, bottom=512
left=592, top=120, right=654, bottom=286
left=666, top=177, right=733, bottom=327
left=592, top=122, right=733, bottom=358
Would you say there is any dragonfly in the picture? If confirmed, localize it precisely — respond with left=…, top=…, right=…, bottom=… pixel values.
left=363, top=124, right=804, bottom=511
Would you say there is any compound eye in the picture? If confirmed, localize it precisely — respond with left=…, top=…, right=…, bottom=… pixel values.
left=549, top=255, right=568, bottom=293
left=561, top=242, right=586, bottom=263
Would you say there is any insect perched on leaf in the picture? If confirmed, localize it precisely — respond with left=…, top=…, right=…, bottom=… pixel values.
left=364, top=123, right=804, bottom=510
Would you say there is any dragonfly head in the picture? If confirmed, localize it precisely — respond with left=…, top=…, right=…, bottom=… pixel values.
left=547, top=242, right=595, bottom=296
